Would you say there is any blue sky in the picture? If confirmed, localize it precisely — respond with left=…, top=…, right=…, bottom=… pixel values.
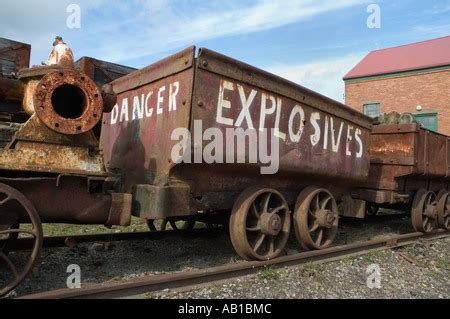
left=1, top=0, right=449, bottom=101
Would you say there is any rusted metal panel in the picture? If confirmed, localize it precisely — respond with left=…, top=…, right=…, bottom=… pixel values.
left=100, top=48, right=196, bottom=194
left=196, top=48, right=372, bottom=130
left=75, top=58, right=136, bottom=113
left=447, top=137, right=450, bottom=178
left=0, top=122, right=20, bottom=148
left=75, top=57, right=137, bottom=88
left=134, top=184, right=191, bottom=219
left=0, top=77, right=24, bottom=103
left=0, top=38, right=31, bottom=76
left=111, top=46, right=195, bottom=94
left=370, top=123, right=448, bottom=178
left=422, top=129, right=447, bottom=177
left=370, top=126, right=417, bottom=172
left=0, top=141, right=106, bottom=176
left=12, top=115, right=99, bottom=149
left=0, top=176, right=131, bottom=226
left=191, top=49, right=371, bottom=183
left=0, top=38, right=30, bottom=116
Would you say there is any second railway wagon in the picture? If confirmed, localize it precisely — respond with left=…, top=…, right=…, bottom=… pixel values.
left=100, top=47, right=374, bottom=260
left=355, top=121, right=450, bottom=232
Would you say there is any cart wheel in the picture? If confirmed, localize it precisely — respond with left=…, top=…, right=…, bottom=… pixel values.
left=366, top=204, right=379, bottom=216
left=206, top=222, right=221, bottom=230
left=180, top=220, right=196, bottom=231
left=0, top=183, right=43, bottom=297
left=294, top=187, right=339, bottom=250
left=411, top=189, right=437, bottom=233
left=0, top=224, right=19, bottom=254
left=146, top=218, right=179, bottom=232
left=146, top=219, right=158, bottom=232
left=436, top=190, right=450, bottom=230
left=436, top=189, right=447, bottom=201
left=230, top=187, right=291, bottom=261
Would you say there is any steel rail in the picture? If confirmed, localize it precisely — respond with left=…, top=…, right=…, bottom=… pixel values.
left=9, top=227, right=225, bottom=251
left=18, top=230, right=449, bottom=299
left=10, top=211, right=409, bottom=251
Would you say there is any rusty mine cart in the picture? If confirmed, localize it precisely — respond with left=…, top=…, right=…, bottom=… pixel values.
left=0, top=38, right=134, bottom=295
left=100, top=46, right=373, bottom=260
left=355, top=120, right=450, bottom=232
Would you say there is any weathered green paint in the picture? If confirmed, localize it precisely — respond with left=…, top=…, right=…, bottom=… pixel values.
left=413, top=112, right=438, bottom=132
left=363, top=102, right=381, bottom=118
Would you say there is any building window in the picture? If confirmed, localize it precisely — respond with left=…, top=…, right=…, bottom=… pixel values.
left=413, top=112, right=438, bottom=132
left=363, top=102, right=380, bottom=118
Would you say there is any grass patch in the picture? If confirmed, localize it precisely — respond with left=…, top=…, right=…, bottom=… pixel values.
left=340, top=256, right=354, bottom=263
left=299, top=263, right=323, bottom=278
left=209, top=287, right=222, bottom=298
left=143, top=292, right=154, bottom=299
left=40, top=217, right=148, bottom=236
left=434, top=256, right=450, bottom=271
left=257, top=266, right=280, bottom=280
left=361, top=253, right=375, bottom=263
left=429, top=270, right=446, bottom=280
left=361, top=249, right=389, bottom=263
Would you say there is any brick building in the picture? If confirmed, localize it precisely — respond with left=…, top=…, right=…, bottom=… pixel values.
left=344, top=36, right=450, bottom=135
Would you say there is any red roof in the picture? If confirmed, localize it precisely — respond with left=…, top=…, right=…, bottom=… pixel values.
left=344, top=35, right=450, bottom=80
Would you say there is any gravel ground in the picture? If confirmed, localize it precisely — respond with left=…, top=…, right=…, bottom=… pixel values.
left=1, top=213, right=448, bottom=298
left=151, top=237, right=449, bottom=299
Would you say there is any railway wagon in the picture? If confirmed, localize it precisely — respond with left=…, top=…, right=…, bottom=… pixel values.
left=355, top=121, right=450, bottom=232
left=0, top=38, right=135, bottom=296
left=100, top=47, right=374, bottom=261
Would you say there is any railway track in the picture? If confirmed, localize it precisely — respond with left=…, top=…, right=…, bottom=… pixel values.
left=10, top=214, right=408, bottom=251
left=9, top=227, right=225, bottom=251
left=18, top=229, right=449, bottom=299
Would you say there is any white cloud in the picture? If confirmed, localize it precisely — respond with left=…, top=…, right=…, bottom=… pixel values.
left=0, top=0, right=368, bottom=65
left=88, top=0, right=368, bottom=62
left=267, top=53, right=365, bottom=102
left=414, top=24, right=450, bottom=36
left=429, top=4, right=450, bottom=14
